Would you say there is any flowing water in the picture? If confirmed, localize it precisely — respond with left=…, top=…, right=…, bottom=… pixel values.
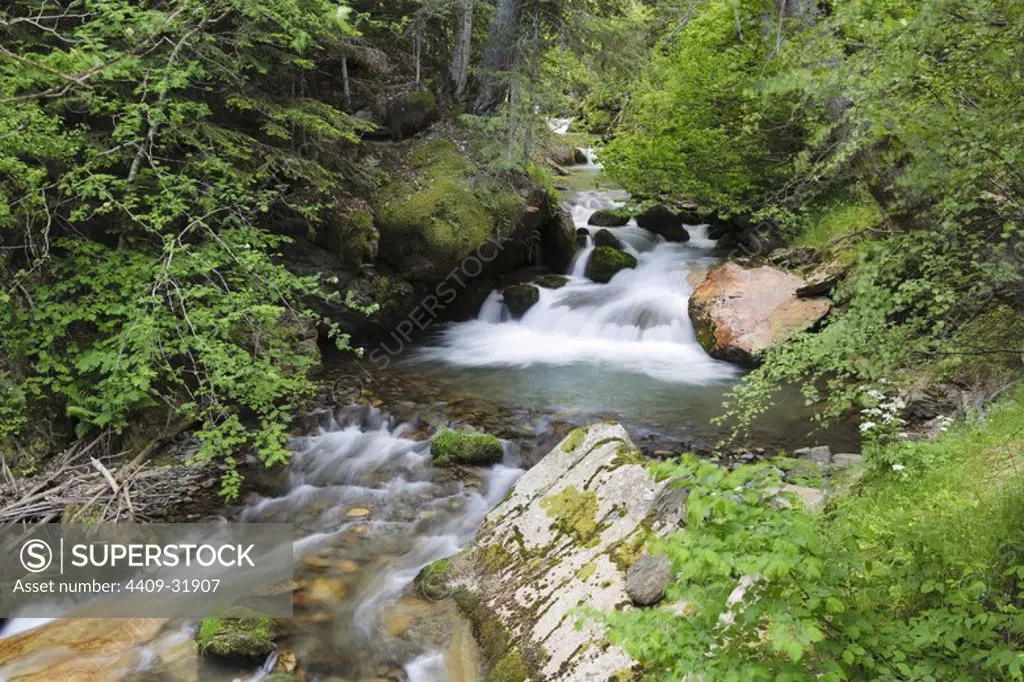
left=0, top=151, right=855, bottom=680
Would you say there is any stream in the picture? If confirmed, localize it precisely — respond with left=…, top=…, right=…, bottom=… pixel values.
left=0, top=153, right=855, bottom=681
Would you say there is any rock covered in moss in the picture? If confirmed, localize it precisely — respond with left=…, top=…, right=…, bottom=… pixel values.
left=382, top=89, right=438, bottom=139
left=451, top=423, right=681, bottom=681
left=593, top=229, right=624, bottom=250
left=533, top=274, right=569, bottom=289
left=374, top=139, right=522, bottom=281
left=196, top=618, right=277, bottom=661
left=585, top=246, right=637, bottom=283
left=431, top=429, right=504, bottom=467
left=503, top=284, right=540, bottom=318
left=542, top=210, right=579, bottom=273
left=588, top=209, right=630, bottom=227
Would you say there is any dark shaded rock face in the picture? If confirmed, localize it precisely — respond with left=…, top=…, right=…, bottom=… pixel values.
left=503, top=284, right=540, bottom=318
left=635, top=204, right=690, bottom=242
left=593, top=228, right=623, bottom=250
left=585, top=246, right=637, bottom=283
left=576, top=227, right=590, bottom=247
left=541, top=209, right=579, bottom=274
left=573, top=148, right=589, bottom=164
left=625, top=553, right=674, bottom=606
left=382, top=89, right=438, bottom=140
left=588, top=209, right=630, bottom=228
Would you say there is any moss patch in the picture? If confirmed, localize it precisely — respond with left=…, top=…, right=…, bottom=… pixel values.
left=613, top=444, right=646, bottom=467
left=482, top=543, right=514, bottom=573
left=375, top=139, right=521, bottom=273
left=533, top=274, right=569, bottom=289
left=486, top=647, right=530, bottom=682
left=431, top=428, right=504, bottom=466
left=503, top=284, right=540, bottom=318
left=196, top=618, right=276, bottom=660
left=561, top=427, right=586, bottom=452
left=585, top=246, right=637, bottom=283
left=541, top=486, right=601, bottom=546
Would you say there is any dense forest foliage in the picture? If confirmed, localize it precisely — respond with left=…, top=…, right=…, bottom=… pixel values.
left=2, top=0, right=1023, bottom=677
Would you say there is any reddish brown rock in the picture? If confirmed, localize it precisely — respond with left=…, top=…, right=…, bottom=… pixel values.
left=688, top=262, right=831, bottom=366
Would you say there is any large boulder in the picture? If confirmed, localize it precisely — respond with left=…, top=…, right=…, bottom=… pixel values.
left=585, top=246, right=637, bottom=283
left=588, top=209, right=630, bottom=227
left=635, top=204, right=690, bottom=242
left=541, top=209, right=579, bottom=273
left=689, top=262, right=831, bottom=366
left=381, top=89, right=438, bottom=140
left=433, top=424, right=686, bottom=682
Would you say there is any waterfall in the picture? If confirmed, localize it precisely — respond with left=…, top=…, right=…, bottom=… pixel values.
left=415, top=185, right=738, bottom=386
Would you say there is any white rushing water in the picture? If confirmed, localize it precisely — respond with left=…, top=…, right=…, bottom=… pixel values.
left=241, top=405, right=523, bottom=673
left=416, top=179, right=738, bottom=385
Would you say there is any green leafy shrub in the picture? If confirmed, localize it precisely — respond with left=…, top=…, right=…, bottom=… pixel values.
left=606, top=389, right=1024, bottom=681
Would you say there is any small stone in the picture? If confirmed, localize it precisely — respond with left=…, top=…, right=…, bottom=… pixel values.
left=625, top=552, right=674, bottom=606
left=303, top=578, right=347, bottom=604
left=338, top=559, right=360, bottom=574
left=793, top=445, right=831, bottom=465
left=831, top=452, right=863, bottom=470
left=303, top=555, right=331, bottom=569
left=777, top=484, right=825, bottom=511
left=346, top=507, right=371, bottom=518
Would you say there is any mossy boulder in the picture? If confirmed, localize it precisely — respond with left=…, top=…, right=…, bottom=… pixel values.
left=588, top=209, right=630, bottom=228
left=431, top=428, right=504, bottom=466
left=383, top=89, right=438, bottom=139
left=593, top=229, right=623, bottom=250
left=503, top=284, right=540, bottom=318
left=533, top=274, right=568, bottom=289
left=585, top=246, right=637, bottom=283
left=375, top=139, right=523, bottom=281
left=196, top=618, right=276, bottom=661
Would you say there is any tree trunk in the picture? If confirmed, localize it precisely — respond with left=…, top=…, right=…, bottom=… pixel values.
left=414, top=17, right=422, bottom=86
left=341, top=55, right=351, bottom=110
left=473, top=0, right=523, bottom=114
left=450, top=0, right=475, bottom=102
left=521, top=13, right=540, bottom=167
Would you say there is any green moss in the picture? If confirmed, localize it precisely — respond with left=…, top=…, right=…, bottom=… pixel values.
left=577, top=561, right=598, bottom=582
left=406, top=89, right=437, bottom=112
left=196, top=618, right=276, bottom=660
left=610, top=668, right=638, bottom=682
left=541, top=486, right=601, bottom=546
left=585, top=246, right=637, bottom=283
left=503, top=284, right=540, bottom=318
left=486, top=648, right=530, bottom=682
left=611, top=534, right=647, bottom=573
left=375, top=139, right=522, bottom=268
left=431, top=428, right=504, bottom=466
left=561, top=427, right=586, bottom=452
left=482, top=543, right=514, bottom=572
left=417, top=556, right=454, bottom=599
left=613, top=444, right=646, bottom=467
left=533, top=274, right=569, bottom=289
left=454, top=589, right=510, bottom=664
